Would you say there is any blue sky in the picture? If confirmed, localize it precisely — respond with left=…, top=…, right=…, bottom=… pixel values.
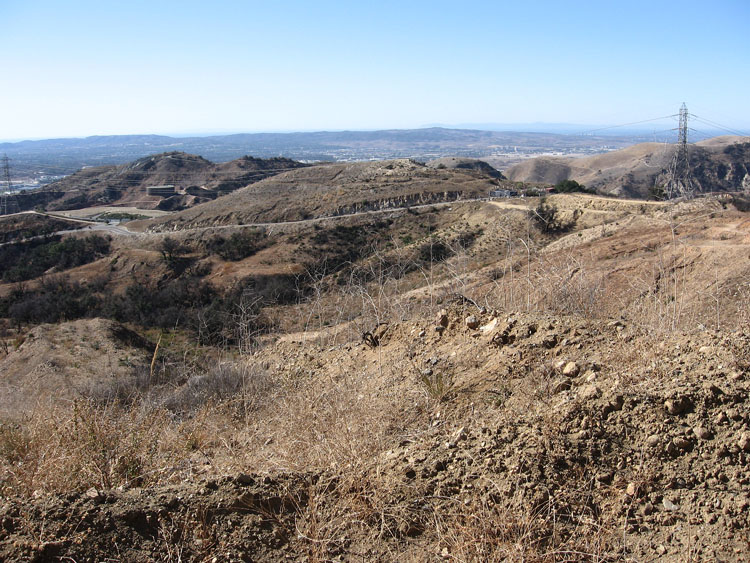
left=2, top=0, right=749, bottom=140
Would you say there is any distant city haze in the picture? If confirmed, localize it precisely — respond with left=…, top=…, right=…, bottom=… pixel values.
left=0, top=128, right=652, bottom=184
left=2, top=0, right=749, bottom=140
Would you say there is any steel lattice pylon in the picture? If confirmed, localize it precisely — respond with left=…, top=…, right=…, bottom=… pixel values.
left=0, top=155, right=20, bottom=215
left=665, top=103, right=698, bottom=199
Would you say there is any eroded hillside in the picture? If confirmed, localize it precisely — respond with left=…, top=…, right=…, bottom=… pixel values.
left=138, top=158, right=509, bottom=230
left=1, top=306, right=749, bottom=561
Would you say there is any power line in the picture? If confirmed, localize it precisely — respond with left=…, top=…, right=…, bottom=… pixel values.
left=688, top=104, right=750, bottom=134
left=577, top=115, right=678, bottom=136
left=642, top=128, right=682, bottom=139
left=689, top=114, right=750, bottom=138
left=688, top=126, right=721, bottom=140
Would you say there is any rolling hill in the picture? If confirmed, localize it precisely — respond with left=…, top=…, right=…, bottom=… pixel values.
left=4, top=136, right=750, bottom=560
left=139, top=157, right=509, bottom=230
left=506, top=135, right=750, bottom=197
left=2, top=189, right=750, bottom=560
left=32, top=152, right=308, bottom=211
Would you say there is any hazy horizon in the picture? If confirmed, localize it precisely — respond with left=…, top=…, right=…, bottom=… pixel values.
left=1, top=121, right=742, bottom=146
left=2, top=0, right=749, bottom=140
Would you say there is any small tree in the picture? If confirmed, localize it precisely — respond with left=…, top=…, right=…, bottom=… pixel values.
left=530, top=197, right=580, bottom=233
left=532, top=197, right=560, bottom=233
left=649, top=184, right=666, bottom=201
left=159, top=237, right=188, bottom=271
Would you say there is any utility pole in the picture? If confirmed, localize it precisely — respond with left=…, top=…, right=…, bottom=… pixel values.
left=665, top=103, right=697, bottom=199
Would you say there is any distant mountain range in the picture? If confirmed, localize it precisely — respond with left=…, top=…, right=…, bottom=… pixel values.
left=422, top=122, right=672, bottom=135
left=2, top=128, right=648, bottom=181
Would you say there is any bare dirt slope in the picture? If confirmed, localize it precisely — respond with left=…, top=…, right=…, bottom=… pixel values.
left=2, top=193, right=750, bottom=560
left=0, top=318, right=153, bottom=417
left=506, top=136, right=750, bottom=197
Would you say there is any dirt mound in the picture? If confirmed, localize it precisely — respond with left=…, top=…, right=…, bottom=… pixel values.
left=0, top=473, right=311, bottom=562
left=155, top=194, right=205, bottom=211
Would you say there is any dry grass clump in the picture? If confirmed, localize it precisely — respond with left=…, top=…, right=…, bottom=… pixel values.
left=427, top=491, right=618, bottom=562
left=287, top=459, right=625, bottom=562
left=0, top=352, right=411, bottom=497
left=0, top=360, right=234, bottom=494
left=220, top=366, right=415, bottom=475
left=0, top=401, right=177, bottom=495
left=481, top=228, right=750, bottom=337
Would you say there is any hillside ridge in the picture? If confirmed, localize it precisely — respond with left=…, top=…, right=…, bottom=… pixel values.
left=506, top=136, right=750, bottom=197
left=28, top=152, right=308, bottom=212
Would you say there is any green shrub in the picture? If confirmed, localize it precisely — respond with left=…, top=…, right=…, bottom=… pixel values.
left=554, top=179, right=595, bottom=194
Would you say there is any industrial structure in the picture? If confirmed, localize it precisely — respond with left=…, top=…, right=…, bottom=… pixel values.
left=146, top=184, right=176, bottom=197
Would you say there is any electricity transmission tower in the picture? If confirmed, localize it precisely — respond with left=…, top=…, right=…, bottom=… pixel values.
left=665, top=103, right=698, bottom=199
left=1, top=155, right=14, bottom=215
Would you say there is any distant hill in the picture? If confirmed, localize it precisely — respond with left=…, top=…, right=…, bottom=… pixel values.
left=505, top=135, right=750, bottom=197
left=39, top=152, right=307, bottom=211
left=2, top=128, right=641, bottom=180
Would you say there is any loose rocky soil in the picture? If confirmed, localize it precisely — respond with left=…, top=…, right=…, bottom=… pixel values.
left=1, top=307, right=749, bottom=561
